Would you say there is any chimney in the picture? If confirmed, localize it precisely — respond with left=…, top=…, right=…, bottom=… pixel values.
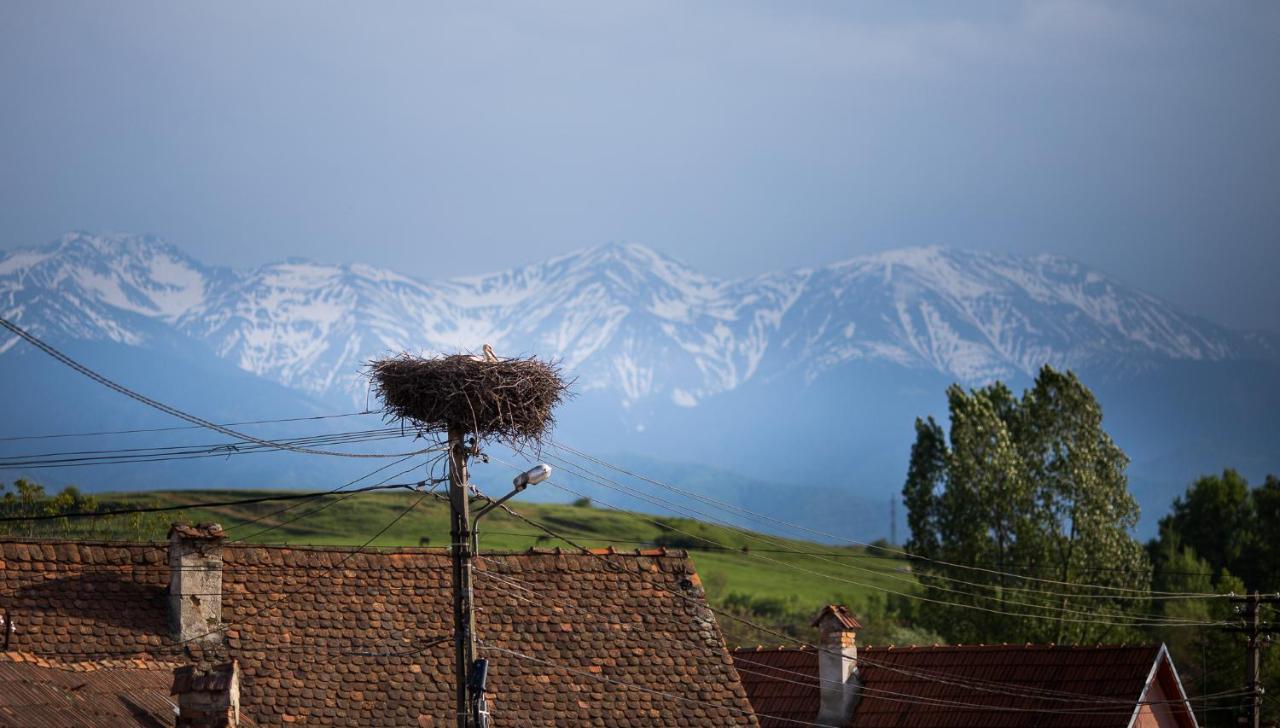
left=172, top=660, right=241, bottom=728
left=168, top=523, right=227, bottom=644
left=812, top=604, right=862, bottom=727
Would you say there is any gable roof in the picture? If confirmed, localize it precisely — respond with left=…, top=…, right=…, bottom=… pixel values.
left=731, top=643, right=1198, bottom=728
left=1, top=538, right=758, bottom=727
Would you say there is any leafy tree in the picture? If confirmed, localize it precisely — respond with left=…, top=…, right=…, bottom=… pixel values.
left=903, top=365, right=1150, bottom=645
left=1147, top=538, right=1245, bottom=727
left=1154, top=469, right=1280, bottom=592
left=1, top=479, right=172, bottom=540
left=1149, top=470, right=1280, bottom=725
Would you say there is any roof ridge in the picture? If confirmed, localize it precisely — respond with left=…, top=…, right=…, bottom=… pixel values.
left=0, top=538, right=692, bottom=559
left=862, top=643, right=1162, bottom=652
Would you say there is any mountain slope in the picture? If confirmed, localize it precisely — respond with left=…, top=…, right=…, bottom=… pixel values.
left=2, top=232, right=1277, bottom=537
left=4, top=233, right=1271, bottom=407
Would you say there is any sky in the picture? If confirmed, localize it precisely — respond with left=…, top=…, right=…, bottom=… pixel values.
left=1, top=1, right=1278, bottom=332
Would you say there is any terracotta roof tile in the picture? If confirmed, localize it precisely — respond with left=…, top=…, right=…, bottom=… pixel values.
left=1, top=538, right=756, bottom=727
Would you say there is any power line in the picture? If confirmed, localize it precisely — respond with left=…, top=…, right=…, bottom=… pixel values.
left=9, top=485, right=437, bottom=656
left=552, top=441, right=1223, bottom=598
left=481, top=643, right=830, bottom=728
left=0, top=481, right=423, bottom=523
left=0, top=315, right=437, bottom=459
left=523, top=453, right=1220, bottom=627
left=472, top=502, right=1236, bottom=716
left=488, top=561, right=1241, bottom=712
left=0, top=427, right=427, bottom=470
left=478, top=553, right=1236, bottom=710
left=0, top=411, right=378, bottom=442
left=0, top=426, right=407, bottom=460
left=541, top=475, right=1220, bottom=628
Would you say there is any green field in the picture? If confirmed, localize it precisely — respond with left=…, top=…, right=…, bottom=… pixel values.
left=90, top=488, right=920, bottom=644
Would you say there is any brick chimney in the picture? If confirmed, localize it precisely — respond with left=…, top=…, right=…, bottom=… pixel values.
left=172, top=660, right=240, bottom=728
left=813, top=604, right=862, bottom=727
left=168, top=523, right=227, bottom=645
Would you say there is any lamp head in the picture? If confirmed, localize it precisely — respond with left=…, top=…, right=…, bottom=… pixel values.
left=513, top=463, right=552, bottom=490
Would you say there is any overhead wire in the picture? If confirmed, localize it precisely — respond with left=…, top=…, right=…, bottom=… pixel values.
left=8, top=484, right=437, bottom=657
left=0, top=411, right=378, bottom=442
left=480, top=643, right=833, bottom=728
left=0, top=315, right=433, bottom=459
left=0, top=427, right=430, bottom=470
left=470, top=496, right=1239, bottom=714
left=477, top=556, right=1237, bottom=711
left=0, top=481, right=424, bottom=523
left=551, top=441, right=1226, bottom=599
left=510, top=453, right=1222, bottom=627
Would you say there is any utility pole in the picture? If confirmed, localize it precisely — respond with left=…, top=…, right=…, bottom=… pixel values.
left=448, top=426, right=476, bottom=728
left=1227, top=592, right=1279, bottom=728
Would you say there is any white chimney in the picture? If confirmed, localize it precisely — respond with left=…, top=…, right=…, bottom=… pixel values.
left=813, top=604, right=861, bottom=727
left=168, top=523, right=227, bottom=644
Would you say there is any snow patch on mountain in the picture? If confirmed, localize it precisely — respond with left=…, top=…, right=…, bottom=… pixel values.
left=2, top=232, right=1272, bottom=414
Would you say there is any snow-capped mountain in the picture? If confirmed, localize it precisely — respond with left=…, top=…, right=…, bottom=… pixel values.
left=3, top=231, right=1279, bottom=538
left=1, top=231, right=1269, bottom=406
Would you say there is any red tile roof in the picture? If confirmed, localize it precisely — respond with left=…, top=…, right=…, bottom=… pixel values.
left=1, top=539, right=758, bottom=727
left=732, top=643, right=1197, bottom=728
left=813, top=605, right=862, bottom=631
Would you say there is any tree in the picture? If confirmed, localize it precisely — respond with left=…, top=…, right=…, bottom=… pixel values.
left=1149, top=472, right=1280, bottom=726
left=903, top=365, right=1150, bottom=645
left=1147, top=537, right=1249, bottom=727
left=0, top=479, right=172, bottom=540
left=1154, top=470, right=1280, bottom=592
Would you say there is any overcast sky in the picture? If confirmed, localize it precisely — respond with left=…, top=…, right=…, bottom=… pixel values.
left=1, top=1, right=1277, bottom=331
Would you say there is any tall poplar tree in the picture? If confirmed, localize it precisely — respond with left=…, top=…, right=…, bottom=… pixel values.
left=902, top=365, right=1150, bottom=644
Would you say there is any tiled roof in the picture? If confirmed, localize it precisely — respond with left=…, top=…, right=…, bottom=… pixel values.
left=732, top=643, right=1197, bottom=728
left=0, top=653, right=177, bottom=728
left=1, top=539, right=758, bottom=727
left=812, top=605, right=862, bottom=631
left=730, top=646, right=819, bottom=728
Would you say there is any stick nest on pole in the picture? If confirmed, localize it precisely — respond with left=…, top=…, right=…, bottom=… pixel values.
left=370, top=353, right=568, bottom=448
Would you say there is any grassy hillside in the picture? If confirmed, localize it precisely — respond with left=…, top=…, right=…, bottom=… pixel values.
left=85, top=488, right=922, bottom=645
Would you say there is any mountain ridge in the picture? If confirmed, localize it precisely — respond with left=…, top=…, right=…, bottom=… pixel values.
left=3, top=231, right=1272, bottom=411
left=3, top=231, right=1279, bottom=539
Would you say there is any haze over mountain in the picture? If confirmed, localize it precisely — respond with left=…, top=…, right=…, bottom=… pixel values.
left=3, top=232, right=1278, bottom=539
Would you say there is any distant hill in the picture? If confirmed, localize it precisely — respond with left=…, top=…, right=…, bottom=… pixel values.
left=3, top=231, right=1279, bottom=537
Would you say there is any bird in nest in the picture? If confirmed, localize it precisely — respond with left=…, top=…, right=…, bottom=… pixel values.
left=482, top=343, right=499, bottom=362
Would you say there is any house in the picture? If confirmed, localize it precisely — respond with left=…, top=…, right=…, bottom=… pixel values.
left=731, top=605, right=1199, bottom=728
left=0, top=524, right=759, bottom=727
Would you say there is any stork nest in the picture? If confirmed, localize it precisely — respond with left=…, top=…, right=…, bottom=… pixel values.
left=369, top=353, right=569, bottom=447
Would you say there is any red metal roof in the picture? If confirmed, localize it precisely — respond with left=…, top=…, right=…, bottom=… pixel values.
left=732, top=643, right=1198, bottom=728
left=0, top=654, right=176, bottom=728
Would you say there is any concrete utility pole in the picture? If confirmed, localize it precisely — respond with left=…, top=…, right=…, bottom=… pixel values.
left=448, top=426, right=476, bottom=728
left=1227, top=592, right=1278, bottom=728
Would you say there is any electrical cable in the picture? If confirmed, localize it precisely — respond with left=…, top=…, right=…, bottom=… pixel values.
left=0, top=411, right=378, bottom=442
left=0, top=481, right=423, bottom=523
left=553, top=441, right=1224, bottom=598
left=481, top=643, right=833, bottom=728
left=0, top=316, right=435, bottom=459
left=506, top=453, right=1222, bottom=627
left=471, top=500, right=1234, bottom=714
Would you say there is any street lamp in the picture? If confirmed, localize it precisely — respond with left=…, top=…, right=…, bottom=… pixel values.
left=468, top=463, right=551, bottom=728
left=472, top=464, right=551, bottom=526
